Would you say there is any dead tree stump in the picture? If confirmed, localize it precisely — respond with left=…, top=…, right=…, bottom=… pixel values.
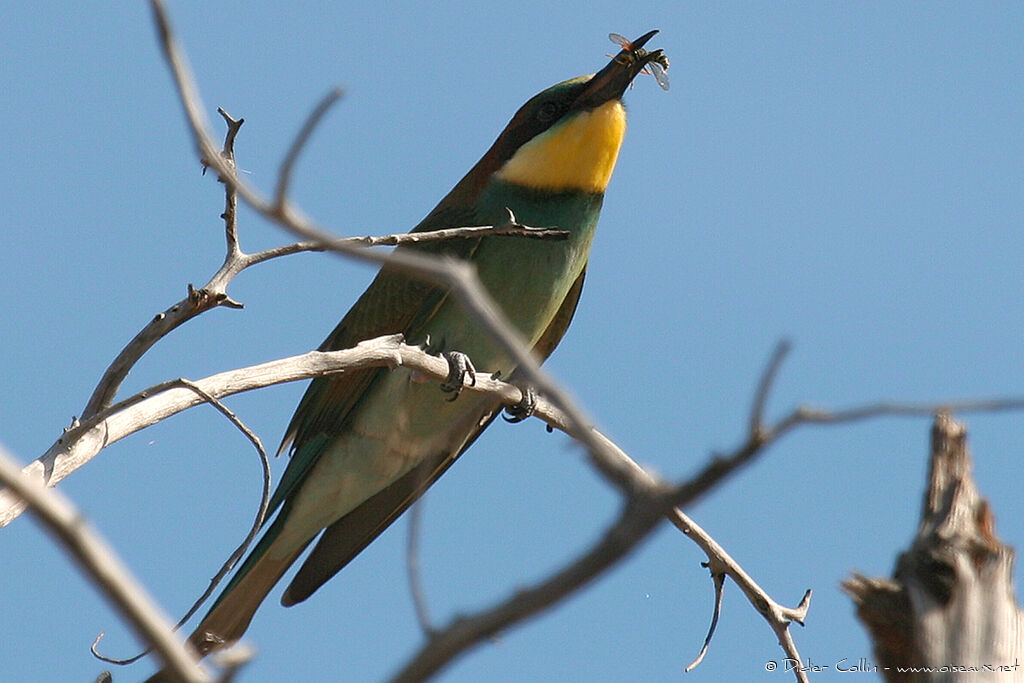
left=844, top=412, right=1024, bottom=681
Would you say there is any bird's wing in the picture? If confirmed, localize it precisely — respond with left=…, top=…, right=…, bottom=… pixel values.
left=281, top=267, right=588, bottom=606
left=269, top=203, right=484, bottom=519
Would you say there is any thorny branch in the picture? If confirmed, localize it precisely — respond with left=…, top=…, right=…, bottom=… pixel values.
left=389, top=343, right=815, bottom=683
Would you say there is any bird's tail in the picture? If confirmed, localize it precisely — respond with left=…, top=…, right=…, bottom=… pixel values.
left=190, top=509, right=310, bottom=655
left=143, top=511, right=308, bottom=682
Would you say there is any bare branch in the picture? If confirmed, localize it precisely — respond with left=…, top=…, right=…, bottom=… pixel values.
left=669, top=397, right=1024, bottom=513
left=406, top=501, right=436, bottom=637
left=388, top=350, right=818, bottom=682
left=171, top=380, right=272, bottom=624
left=0, top=336, right=564, bottom=528
left=150, top=0, right=221, bottom=187
left=663, top=507, right=811, bottom=681
left=337, top=219, right=569, bottom=247
left=91, top=379, right=273, bottom=666
left=0, top=335, right=397, bottom=527
left=748, top=338, right=791, bottom=437
left=214, top=107, right=243, bottom=258
left=782, top=397, right=1024, bottom=427
left=685, top=567, right=726, bottom=672
left=274, top=88, right=344, bottom=210
left=81, top=101, right=247, bottom=417
left=0, top=445, right=213, bottom=683
left=389, top=497, right=665, bottom=683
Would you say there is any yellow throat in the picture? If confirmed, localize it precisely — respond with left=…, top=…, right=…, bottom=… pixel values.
left=495, top=99, right=627, bottom=193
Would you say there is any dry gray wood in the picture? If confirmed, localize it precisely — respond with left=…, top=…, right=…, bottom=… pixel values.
left=845, top=413, right=1024, bottom=682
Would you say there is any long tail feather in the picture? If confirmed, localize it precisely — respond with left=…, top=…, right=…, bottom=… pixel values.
left=143, top=512, right=308, bottom=682
left=188, top=512, right=309, bottom=655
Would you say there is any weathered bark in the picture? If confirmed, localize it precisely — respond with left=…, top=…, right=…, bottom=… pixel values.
left=845, top=412, right=1024, bottom=681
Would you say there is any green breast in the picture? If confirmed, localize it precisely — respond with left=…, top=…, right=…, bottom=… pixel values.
left=417, top=179, right=602, bottom=374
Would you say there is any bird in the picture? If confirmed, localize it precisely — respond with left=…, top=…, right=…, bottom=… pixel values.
left=159, top=29, right=667, bottom=671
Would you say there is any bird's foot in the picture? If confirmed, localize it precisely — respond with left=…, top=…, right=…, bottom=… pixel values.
left=503, top=382, right=538, bottom=423
left=440, top=351, right=477, bottom=400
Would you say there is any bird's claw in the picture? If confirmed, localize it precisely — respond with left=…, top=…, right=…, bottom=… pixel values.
left=440, top=351, right=477, bottom=401
left=503, top=383, right=538, bottom=423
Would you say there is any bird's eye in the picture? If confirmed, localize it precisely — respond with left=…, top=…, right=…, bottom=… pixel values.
left=537, top=101, right=560, bottom=122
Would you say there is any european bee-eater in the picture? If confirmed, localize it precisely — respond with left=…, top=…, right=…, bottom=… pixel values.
left=170, top=29, right=667, bottom=665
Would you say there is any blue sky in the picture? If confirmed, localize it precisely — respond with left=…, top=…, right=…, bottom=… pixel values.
left=3, top=2, right=1024, bottom=682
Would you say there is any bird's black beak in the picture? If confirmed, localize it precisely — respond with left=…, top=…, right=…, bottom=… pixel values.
left=573, top=29, right=665, bottom=109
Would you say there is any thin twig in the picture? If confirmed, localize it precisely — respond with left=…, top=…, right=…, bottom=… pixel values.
left=685, top=567, right=726, bottom=672
left=406, top=500, right=436, bottom=637
left=91, top=379, right=272, bottom=666
left=274, top=89, right=344, bottom=210
left=171, top=380, right=272, bottom=623
left=748, top=339, right=791, bottom=437
left=335, top=217, right=569, bottom=247
left=389, top=497, right=666, bottom=683
left=215, top=108, right=244, bottom=257
left=668, top=393, right=1024, bottom=515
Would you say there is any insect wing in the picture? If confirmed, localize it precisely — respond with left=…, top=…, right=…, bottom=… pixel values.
left=608, top=32, right=632, bottom=50
left=649, top=60, right=670, bottom=90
